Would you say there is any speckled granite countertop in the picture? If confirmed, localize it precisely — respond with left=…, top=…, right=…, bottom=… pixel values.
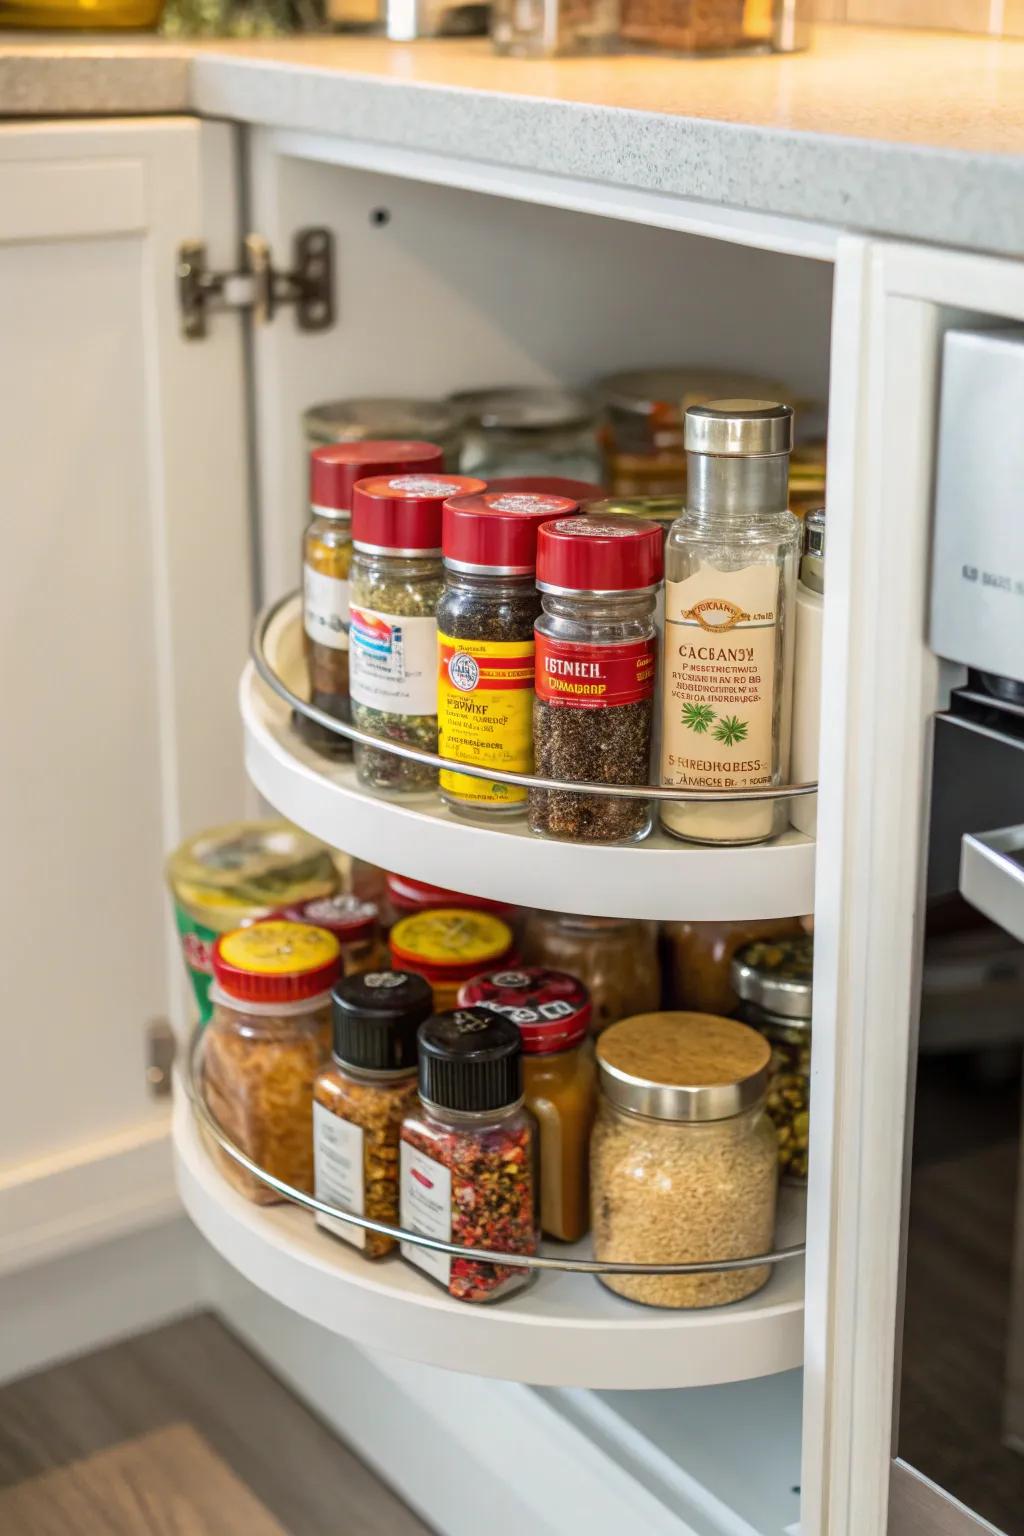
left=3, top=27, right=1024, bottom=255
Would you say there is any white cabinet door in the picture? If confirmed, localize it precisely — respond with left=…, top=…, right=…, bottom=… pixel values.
left=0, top=118, right=251, bottom=1274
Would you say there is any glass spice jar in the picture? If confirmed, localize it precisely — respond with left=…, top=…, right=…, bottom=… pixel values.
left=400, top=1007, right=539, bottom=1302
left=522, top=910, right=660, bottom=1034
left=591, top=1011, right=778, bottom=1309
left=450, top=387, right=603, bottom=482
left=389, top=908, right=515, bottom=1010
left=661, top=916, right=805, bottom=1017
left=490, top=0, right=617, bottom=56
left=201, top=920, right=342, bottom=1205
left=279, top=893, right=386, bottom=977
left=530, top=514, right=663, bottom=844
left=459, top=967, right=596, bottom=1242
left=731, top=933, right=813, bottom=1183
left=302, top=441, right=444, bottom=760
left=384, top=872, right=516, bottom=925
left=438, top=490, right=578, bottom=819
left=617, top=0, right=771, bottom=54
left=349, top=472, right=486, bottom=792
left=304, top=397, right=465, bottom=472
left=313, top=970, right=433, bottom=1258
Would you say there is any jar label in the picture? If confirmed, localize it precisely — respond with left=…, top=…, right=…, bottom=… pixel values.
left=437, top=632, right=534, bottom=806
left=349, top=605, right=438, bottom=716
left=313, top=1102, right=366, bottom=1250
left=535, top=634, right=656, bottom=710
left=304, top=565, right=350, bottom=652
left=399, top=1141, right=452, bottom=1285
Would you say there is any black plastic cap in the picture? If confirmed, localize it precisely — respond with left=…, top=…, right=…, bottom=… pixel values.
left=417, top=1008, right=522, bottom=1112
left=331, top=970, right=433, bottom=1072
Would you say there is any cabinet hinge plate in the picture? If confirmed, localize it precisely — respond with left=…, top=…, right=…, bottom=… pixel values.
left=176, top=228, right=335, bottom=340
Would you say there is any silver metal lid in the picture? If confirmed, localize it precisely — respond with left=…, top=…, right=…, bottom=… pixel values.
left=684, top=399, right=794, bottom=457
left=731, top=935, right=814, bottom=1022
left=304, top=396, right=462, bottom=446
left=803, top=507, right=826, bottom=558
left=596, top=1012, right=770, bottom=1123
left=449, top=386, right=595, bottom=434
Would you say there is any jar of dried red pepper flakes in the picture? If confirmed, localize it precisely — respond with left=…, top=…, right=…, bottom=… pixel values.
left=399, top=1007, right=539, bottom=1303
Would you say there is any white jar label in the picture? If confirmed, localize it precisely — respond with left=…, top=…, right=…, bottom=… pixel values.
left=399, top=1141, right=451, bottom=1285
left=304, top=566, right=350, bottom=652
left=313, top=1102, right=366, bottom=1250
left=349, top=606, right=437, bottom=716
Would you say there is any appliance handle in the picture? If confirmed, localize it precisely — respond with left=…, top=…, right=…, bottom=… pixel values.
left=960, top=825, right=1024, bottom=945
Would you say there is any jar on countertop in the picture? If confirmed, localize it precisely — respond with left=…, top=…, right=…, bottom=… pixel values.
left=591, top=1011, right=778, bottom=1309
left=490, top=0, right=617, bottom=55
left=400, top=1007, right=539, bottom=1302
left=279, top=893, right=386, bottom=977
left=389, top=908, right=515, bottom=1010
left=313, top=970, right=433, bottom=1259
left=304, top=397, right=464, bottom=472
left=450, top=387, right=602, bottom=483
left=731, top=933, right=813, bottom=1183
left=201, top=920, right=342, bottom=1205
left=522, top=910, right=660, bottom=1035
left=459, top=967, right=596, bottom=1242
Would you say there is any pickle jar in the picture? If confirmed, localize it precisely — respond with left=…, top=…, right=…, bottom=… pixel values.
left=731, top=933, right=813, bottom=1183
left=280, top=893, right=386, bottom=976
left=522, top=910, right=660, bottom=1034
left=389, top=907, right=515, bottom=1010
left=459, top=967, right=595, bottom=1242
left=302, top=441, right=444, bottom=759
left=201, top=921, right=342, bottom=1205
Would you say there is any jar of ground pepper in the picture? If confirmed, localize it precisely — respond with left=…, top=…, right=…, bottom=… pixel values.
left=201, top=920, right=342, bottom=1205
left=302, top=441, right=444, bottom=758
left=731, top=933, right=813, bottom=1183
left=530, top=514, right=663, bottom=844
left=459, top=967, right=595, bottom=1242
left=279, top=893, right=386, bottom=977
left=349, top=472, right=486, bottom=792
left=389, top=908, right=515, bottom=1010
left=313, top=970, right=433, bottom=1258
left=400, top=1007, right=539, bottom=1302
left=521, top=910, right=660, bottom=1034
left=438, top=490, right=577, bottom=819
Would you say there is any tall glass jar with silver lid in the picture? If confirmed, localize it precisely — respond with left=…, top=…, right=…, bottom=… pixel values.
left=731, top=933, right=812, bottom=1183
left=450, top=387, right=602, bottom=484
left=660, top=400, right=801, bottom=846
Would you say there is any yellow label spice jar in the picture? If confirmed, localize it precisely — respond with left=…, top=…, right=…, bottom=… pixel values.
left=388, top=908, right=514, bottom=1010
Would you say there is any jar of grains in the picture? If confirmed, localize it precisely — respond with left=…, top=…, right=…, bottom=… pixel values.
left=313, top=970, right=434, bottom=1258
left=591, top=1012, right=778, bottom=1308
left=302, top=441, right=444, bottom=760
left=731, top=933, right=813, bottom=1183
left=279, top=893, right=387, bottom=977
left=400, top=1007, right=539, bottom=1302
left=459, top=967, right=596, bottom=1242
left=522, top=910, right=660, bottom=1034
left=389, top=908, right=515, bottom=1010
left=662, top=917, right=806, bottom=1017
left=349, top=472, right=486, bottom=791
left=201, top=921, right=342, bottom=1205
left=438, top=490, right=578, bottom=819
left=530, top=514, right=663, bottom=844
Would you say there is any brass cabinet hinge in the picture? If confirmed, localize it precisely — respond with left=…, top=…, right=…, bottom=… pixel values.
left=176, top=228, right=335, bottom=340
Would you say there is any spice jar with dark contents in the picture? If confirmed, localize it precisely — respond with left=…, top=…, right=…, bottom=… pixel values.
left=438, top=490, right=577, bottom=818
left=201, top=921, right=342, bottom=1205
left=400, top=1008, right=539, bottom=1302
left=530, top=514, right=663, bottom=844
left=302, top=441, right=444, bottom=758
left=313, top=970, right=433, bottom=1257
left=389, top=907, right=515, bottom=1010
left=279, top=893, right=386, bottom=977
left=522, top=910, right=659, bottom=1034
left=349, top=472, right=486, bottom=791
left=731, top=933, right=813, bottom=1182
left=662, top=917, right=805, bottom=1017
left=459, top=968, right=595, bottom=1242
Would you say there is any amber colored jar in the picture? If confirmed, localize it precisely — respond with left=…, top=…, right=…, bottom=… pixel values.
left=459, top=967, right=596, bottom=1242
left=0, top=0, right=160, bottom=24
left=662, top=917, right=805, bottom=1018
left=389, top=908, right=515, bottom=1010
left=522, top=912, right=659, bottom=1034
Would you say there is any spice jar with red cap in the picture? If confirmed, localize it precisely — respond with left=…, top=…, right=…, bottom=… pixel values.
left=278, top=893, right=386, bottom=977
left=530, top=513, right=664, bottom=844
left=303, top=441, right=444, bottom=758
left=201, top=920, right=342, bottom=1206
left=438, top=490, right=577, bottom=818
left=458, top=967, right=596, bottom=1241
left=349, top=472, right=486, bottom=792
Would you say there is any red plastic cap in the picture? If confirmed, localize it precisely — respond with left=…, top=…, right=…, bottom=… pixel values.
left=535, top=513, right=664, bottom=593
left=352, top=473, right=486, bottom=553
left=384, top=873, right=514, bottom=917
left=212, top=920, right=342, bottom=1004
left=310, top=441, right=444, bottom=514
left=486, top=476, right=607, bottom=503
left=278, top=894, right=379, bottom=944
left=443, top=490, right=578, bottom=573
left=458, top=967, right=591, bottom=1053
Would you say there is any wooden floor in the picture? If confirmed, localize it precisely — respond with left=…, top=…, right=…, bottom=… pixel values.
left=0, top=1313, right=434, bottom=1536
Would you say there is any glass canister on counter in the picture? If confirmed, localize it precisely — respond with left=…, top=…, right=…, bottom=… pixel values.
left=490, top=0, right=616, bottom=55
left=279, top=893, right=386, bottom=976
left=459, top=968, right=596, bottom=1242
left=303, top=440, right=445, bottom=758
left=731, top=933, right=813, bottom=1182
left=617, top=0, right=771, bottom=53
left=400, top=1008, right=539, bottom=1302
left=349, top=471, right=486, bottom=791
left=590, top=1012, right=779, bottom=1308
left=522, top=910, right=660, bottom=1033
left=201, top=921, right=342, bottom=1205
left=313, top=970, right=433, bottom=1258
left=530, top=514, right=663, bottom=844
left=450, top=387, right=603, bottom=484
left=389, top=907, right=515, bottom=1009
left=438, top=490, right=578, bottom=819
left=304, top=397, right=464, bottom=472
left=661, top=916, right=806, bottom=1017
